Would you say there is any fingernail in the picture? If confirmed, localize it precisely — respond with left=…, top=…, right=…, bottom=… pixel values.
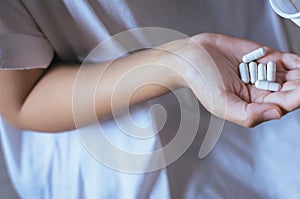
left=263, top=109, right=281, bottom=121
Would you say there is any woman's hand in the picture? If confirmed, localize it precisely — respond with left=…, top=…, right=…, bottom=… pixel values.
left=160, top=33, right=300, bottom=127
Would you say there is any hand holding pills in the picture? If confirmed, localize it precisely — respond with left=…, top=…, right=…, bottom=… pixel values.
left=178, top=33, right=300, bottom=127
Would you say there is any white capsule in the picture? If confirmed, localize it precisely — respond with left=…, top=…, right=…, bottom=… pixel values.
left=267, top=61, right=276, bottom=82
left=239, top=63, right=250, bottom=83
left=249, top=62, right=257, bottom=84
left=242, top=47, right=267, bottom=63
left=258, top=63, right=267, bottom=80
left=255, top=80, right=281, bottom=92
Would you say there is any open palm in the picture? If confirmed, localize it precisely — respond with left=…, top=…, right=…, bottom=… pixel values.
left=185, top=33, right=300, bottom=127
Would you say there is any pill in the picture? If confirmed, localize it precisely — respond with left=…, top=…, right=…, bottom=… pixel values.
left=267, top=61, right=276, bottom=82
left=242, top=47, right=267, bottom=63
left=249, top=62, right=257, bottom=84
left=258, top=63, right=267, bottom=80
left=239, top=63, right=250, bottom=83
left=255, top=80, right=281, bottom=92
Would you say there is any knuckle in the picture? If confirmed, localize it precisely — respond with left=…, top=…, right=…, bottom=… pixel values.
left=241, top=115, right=257, bottom=128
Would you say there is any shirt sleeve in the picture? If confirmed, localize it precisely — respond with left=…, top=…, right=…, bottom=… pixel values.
left=0, top=0, right=54, bottom=70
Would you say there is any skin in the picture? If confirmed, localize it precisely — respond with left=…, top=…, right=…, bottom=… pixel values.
left=188, top=34, right=300, bottom=127
left=0, top=33, right=300, bottom=132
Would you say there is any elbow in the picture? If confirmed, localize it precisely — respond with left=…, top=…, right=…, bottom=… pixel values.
left=0, top=111, right=26, bottom=131
left=0, top=113, right=56, bottom=133
left=1, top=109, right=41, bottom=132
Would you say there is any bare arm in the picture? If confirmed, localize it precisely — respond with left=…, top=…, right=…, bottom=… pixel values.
left=0, top=47, right=180, bottom=132
left=1, top=33, right=300, bottom=132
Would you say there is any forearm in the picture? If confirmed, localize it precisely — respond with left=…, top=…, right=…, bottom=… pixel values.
left=13, top=48, right=182, bottom=132
left=1, top=36, right=215, bottom=132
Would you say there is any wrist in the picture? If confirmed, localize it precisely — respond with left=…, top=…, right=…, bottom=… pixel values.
left=156, top=36, right=211, bottom=89
left=140, top=47, right=186, bottom=90
left=154, top=38, right=196, bottom=89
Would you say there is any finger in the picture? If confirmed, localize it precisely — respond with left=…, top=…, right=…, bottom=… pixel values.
left=225, top=94, right=282, bottom=128
left=281, top=53, right=300, bottom=70
left=277, top=70, right=300, bottom=82
left=264, top=86, right=300, bottom=112
left=281, top=80, right=300, bottom=91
